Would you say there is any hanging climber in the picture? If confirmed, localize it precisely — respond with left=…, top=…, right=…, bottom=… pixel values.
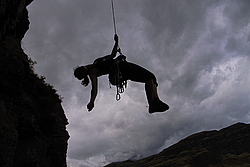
left=74, top=34, right=169, bottom=113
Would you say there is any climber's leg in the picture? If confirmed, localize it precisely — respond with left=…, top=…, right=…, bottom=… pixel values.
left=145, top=79, right=169, bottom=114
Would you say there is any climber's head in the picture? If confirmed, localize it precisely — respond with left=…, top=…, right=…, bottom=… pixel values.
left=74, top=66, right=89, bottom=86
left=74, top=66, right=87, bottom=80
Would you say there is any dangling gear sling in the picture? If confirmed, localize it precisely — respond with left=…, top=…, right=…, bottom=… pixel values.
left=109, top=54, right=127, bottom=101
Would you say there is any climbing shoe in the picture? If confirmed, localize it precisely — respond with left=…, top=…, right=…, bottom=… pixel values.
left=149, top=99, right=169, bottom=114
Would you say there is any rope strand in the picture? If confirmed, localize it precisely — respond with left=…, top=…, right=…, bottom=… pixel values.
left=111, top=0, right=117, bottom=34
left=111, top=0, right=123, bottom=55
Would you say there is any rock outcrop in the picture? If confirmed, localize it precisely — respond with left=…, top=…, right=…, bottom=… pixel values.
left=0, top=0, right=69, bottom=166
left=105, top=122, right=250, bottom=167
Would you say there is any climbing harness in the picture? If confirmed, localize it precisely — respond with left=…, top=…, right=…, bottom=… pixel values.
left=109, top=55, right=127, bottom=101
left=110, top=0, right=127, bottom=101
left=108, top=55, right=127, bottom=101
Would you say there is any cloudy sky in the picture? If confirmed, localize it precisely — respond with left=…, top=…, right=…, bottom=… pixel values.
left=22, top=0, right=250, bottom=166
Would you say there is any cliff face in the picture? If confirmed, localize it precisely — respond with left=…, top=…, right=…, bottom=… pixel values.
left=0, top=0, right=70, bottom=167
left=106, top=123, right=250, bottom=167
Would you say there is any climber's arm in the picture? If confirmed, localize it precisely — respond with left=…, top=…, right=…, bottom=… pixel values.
left=109, top=34, right=119, bottom=59
left=87, top=69, right=98, bottom=111
left=93, top=34, right=118, bottom=65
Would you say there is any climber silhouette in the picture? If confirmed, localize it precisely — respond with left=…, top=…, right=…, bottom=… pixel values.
left=74, top=34, right=169, bottom=113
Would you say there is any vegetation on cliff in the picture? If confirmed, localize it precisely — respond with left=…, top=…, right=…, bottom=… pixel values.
left=0, top=0, right=69, bottom=166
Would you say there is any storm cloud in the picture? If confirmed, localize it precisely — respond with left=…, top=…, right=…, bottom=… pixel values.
left=23, top=0, right=250, bottom=166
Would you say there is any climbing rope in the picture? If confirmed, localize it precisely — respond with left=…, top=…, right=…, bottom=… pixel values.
left=111, top=0, right=117, bottom=34
left=110, top=0, right=123, bottom=55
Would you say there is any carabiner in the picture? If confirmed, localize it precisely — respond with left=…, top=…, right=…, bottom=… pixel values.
left=116, top=93, right=121, bottom=101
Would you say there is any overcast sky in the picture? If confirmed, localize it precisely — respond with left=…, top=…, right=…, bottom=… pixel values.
left=22, top=0, right=250, bottom=166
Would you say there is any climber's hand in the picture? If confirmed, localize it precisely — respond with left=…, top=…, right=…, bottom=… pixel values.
left=87, top=102, right=94, bottom=111
left=114, top=34, right=118, bottom=42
